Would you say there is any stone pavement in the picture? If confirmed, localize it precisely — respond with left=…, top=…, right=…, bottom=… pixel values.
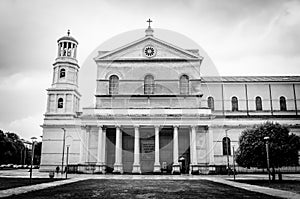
left=222, top=173, right=300, bottom=181
left=206, top=176, right=300, bottom=199
left=0, top=170, right=300, bottom=198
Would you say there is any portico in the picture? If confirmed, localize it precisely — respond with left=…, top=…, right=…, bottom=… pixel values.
left=79, top=122, right=212, bottom=174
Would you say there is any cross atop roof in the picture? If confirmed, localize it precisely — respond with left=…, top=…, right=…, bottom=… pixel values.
left=147, top=18, right=153, bottom=27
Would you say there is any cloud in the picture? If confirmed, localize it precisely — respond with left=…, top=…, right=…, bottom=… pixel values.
left=0, top=114, right=43, bottom=141
left=258, top=0, right=300, bottom=57
left=0, top=0, right=300, bottom=141
left=0, top=73, right=32, bottom=90
left=0, top=72, right=50, bottom=123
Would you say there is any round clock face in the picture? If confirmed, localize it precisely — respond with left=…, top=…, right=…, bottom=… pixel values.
left=143, top=45, right=156, bottom=58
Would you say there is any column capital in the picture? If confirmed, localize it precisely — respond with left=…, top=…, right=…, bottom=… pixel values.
left=97, top=125, right=103, bottom=128
left=115, top=125, right=121, bottom=128
left=190, top=125, right=197, bottom=129
left=154, top=125, right=160, bottom=129
left=173, top=125, right=179, bottom=128
left=81, top=125, right=91, bottom=131
left=133, top=125, right=139, bottom=128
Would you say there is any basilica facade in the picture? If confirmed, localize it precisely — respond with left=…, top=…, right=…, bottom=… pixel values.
left=40, top=26, right=300, bottom=174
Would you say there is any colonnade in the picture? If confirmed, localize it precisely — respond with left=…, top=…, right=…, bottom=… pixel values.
left=80, top=125, right=205, bottom=174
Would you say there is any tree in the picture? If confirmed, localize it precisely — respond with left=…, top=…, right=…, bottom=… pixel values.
left=0, top=130, right=29, bottom=165
left=33, top=142, right=42, bottom=165
left=236, top=122, right=300, bottom=180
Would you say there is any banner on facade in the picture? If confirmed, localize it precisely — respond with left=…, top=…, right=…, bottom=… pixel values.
left=141, top=139, right=155, bottom=160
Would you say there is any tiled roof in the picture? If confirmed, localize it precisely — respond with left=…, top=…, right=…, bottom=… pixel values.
left=201, top=76, right=300, bottom=82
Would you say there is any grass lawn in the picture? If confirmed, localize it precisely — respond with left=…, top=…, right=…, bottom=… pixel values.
left=6, top=179, right=279, bottom=199
left=0, top=178, right=61, bottom=190
left=235, top=180, right=300, bottom=194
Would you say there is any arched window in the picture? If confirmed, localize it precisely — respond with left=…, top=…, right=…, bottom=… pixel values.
left=255, top=96, right=262, bottom=111
left=144, top=74, right=155, bottom=94
left=207, top=96, right=214, bottom=111
left=57, top=98, right=63, bottom=109
left=59, top=68, right=65, bottom=78
left=109, top=75, right=119, bottom=95
left=280, top=96, right=287, bottom=111
left=231, top=96, right=238, bottom=111
left=222, top=137, right=231, bottom=155
left=179, top=75, right=189, bottom=94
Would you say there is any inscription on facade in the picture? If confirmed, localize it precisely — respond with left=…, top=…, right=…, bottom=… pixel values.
left=141, top=139, right=155, bottom=160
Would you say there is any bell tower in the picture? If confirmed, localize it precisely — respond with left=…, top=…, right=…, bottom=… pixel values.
left=45, top=30, right=81, bottom=117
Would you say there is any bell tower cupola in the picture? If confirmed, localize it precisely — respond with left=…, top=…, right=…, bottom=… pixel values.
left=52, top=30, right=79, bottom=89
left=57, top=30, right=78, bottom=61
left=45, top=30, right=81, bottom=117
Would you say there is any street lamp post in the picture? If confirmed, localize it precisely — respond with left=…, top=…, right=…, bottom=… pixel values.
left=20, top=147, right=23, bottom=165
left=30, top=137, right=37, bottom=184
left=24, top=146, right=27, bottom=166
left=20, top=139, right=27, bottom=166
left=264, top=136, right=271, bottom=183
left=65, top=135, right=73, bottom=179
left=66, top=144, right=70, bottom=179
left=61, top=128, right=66, bottom=178
left=225, top=129, right=230, bottom=175
left=232, top=146, right=236, bottom=181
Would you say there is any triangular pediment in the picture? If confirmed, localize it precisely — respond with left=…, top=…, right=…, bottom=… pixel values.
left=94, top=36, right=202, bottom=61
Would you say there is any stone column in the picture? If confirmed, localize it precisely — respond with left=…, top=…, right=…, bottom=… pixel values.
left=172, top=125, right=180, bottom=174
left=57, top=43, right=61, bottom=57
left=74, top=46, right=77, bottom=58
left=190, top=125, right=198, bottom=174
left=208, top=128, right=214, bottom=165
left=207, top=127, right=215, bottom=173
left=85, top=127, right=90, bottom=163
left=55, top=94, right=58, bottom=111
left=79, top=126, right=86, bottom=164
left=56, top=67, right=60, bottom=83
left=153, top=125, right=161, bottom=173
left=64, top=94, right=67, bottom=112
left=46, top=95, right=50, bottom=113
left=102, top=127, right=107, bottom=173
left=95, top=125, right=103, bottom=173
left=113, top=126, right=123, bottom=174
left=132, top=125, right=141, bottom=173
left=71, top=43, right=75, bottom=57
left=71, top=94, right=74, bottom=113
left=189, top=128, right=193, bottom=174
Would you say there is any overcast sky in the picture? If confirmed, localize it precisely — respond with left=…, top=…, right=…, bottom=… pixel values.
left=0, top=0, right=300, bottom=140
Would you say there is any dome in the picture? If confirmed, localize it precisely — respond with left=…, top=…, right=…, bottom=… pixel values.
left=57, top=30, right=78, bottom=44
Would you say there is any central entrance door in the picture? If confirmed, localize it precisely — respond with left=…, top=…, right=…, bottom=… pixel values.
left=140, top=128, right=155, bottom=173
left=122, top=128, right=134, bottom=173
left=159, top=127, right=173, bottom=173
left=179, top=127, right=190, bottom=174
